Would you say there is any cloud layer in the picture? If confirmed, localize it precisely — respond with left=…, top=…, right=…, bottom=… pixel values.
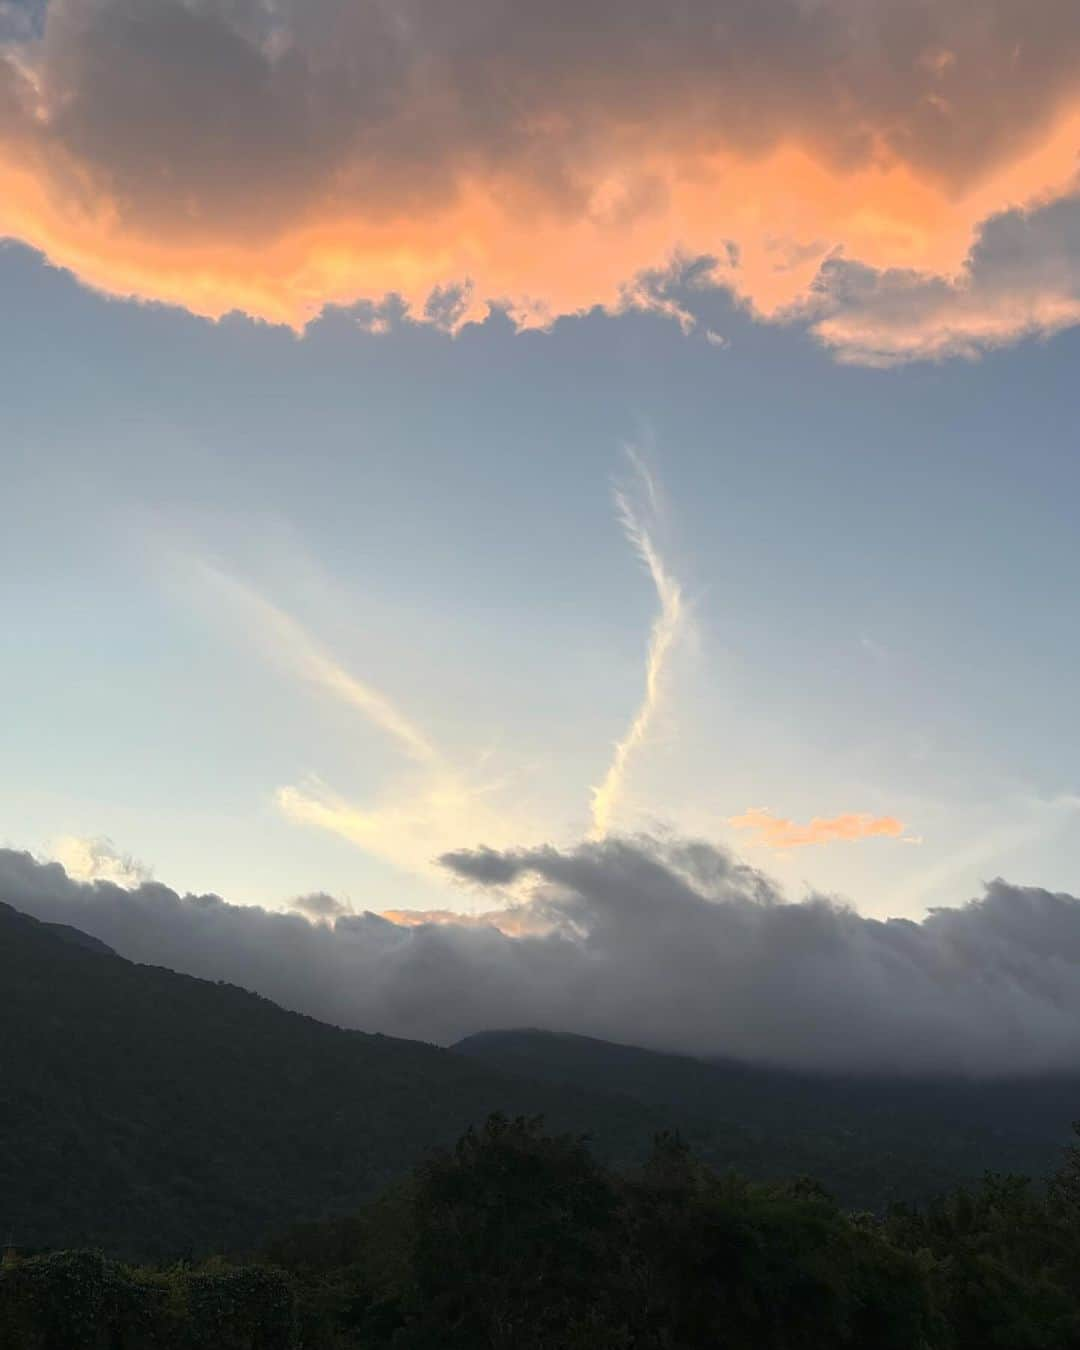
left=7, top=834, right=1080, bottom=1076
left=5, top=1, right=1080, bottom=358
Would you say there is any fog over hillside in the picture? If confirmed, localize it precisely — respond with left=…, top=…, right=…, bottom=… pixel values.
left=5, top=836, right=1080, bottom=1076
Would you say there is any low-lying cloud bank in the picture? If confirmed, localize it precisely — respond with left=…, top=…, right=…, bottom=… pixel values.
left=6, top=836, right=1080, bottom=1077
left=5, top=1, right=1080, bottom=359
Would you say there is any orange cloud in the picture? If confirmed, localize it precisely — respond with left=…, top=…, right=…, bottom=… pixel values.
left=4, top=1, right=1080, bottom=359
left=729, top=808, right=907, bottom=850
left=380, top=907, right=556, bottom=938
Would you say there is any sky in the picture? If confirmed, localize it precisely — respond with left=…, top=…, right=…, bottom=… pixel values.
left=4, top=1, right=1080, bottom=1045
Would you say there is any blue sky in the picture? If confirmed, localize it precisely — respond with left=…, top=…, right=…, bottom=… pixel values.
left=10, top=0, right=1080, bottom=1073
left=4, top=234, right=1079, bottom=920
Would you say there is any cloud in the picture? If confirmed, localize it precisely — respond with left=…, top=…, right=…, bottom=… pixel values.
left=11, top=834, right=1080, bottom=1075
left=809, top=189, right=1080, bottom=363
left=195, top=562, right=439, bottom=766
left=48, top=835, right=152, bottom=888
left=181, top=557, right=538, bottom=879
left=436, top=845, right=524, bottom=888
left=4, top=1, right=1080, bottom=357
left=276, top=771, right=534, bottom=883
left=590, top=448, right=687, bottom=838
left=729, top=808, right=908, bottom=849
left=289, top=891, right=352, bottom=923
left=183, top=450, right=687, bottom=875
left=380, top=905, right=556, bottom=938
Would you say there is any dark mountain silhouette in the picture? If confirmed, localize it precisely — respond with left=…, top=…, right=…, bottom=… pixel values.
left=453, top=1028, right=1080, bottom=1208
left=0, top=902, right=658, bottom=1258
left=0, top=899, right=116, bottom=956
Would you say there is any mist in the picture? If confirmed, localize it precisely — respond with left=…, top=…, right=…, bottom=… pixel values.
left=5, top=836, right=1080, bottom=1077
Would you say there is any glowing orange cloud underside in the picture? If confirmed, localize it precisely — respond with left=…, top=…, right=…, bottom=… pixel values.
left=3, top=104, right=1080, bottom=334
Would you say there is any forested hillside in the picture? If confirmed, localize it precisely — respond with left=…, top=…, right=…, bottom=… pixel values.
left=0, top=903, right=657, bottom=1257
left=455, top=1029, right=1080, bottom=1209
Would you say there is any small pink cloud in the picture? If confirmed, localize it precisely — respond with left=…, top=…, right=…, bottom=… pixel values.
left=729, top=807, right=907, bottom=850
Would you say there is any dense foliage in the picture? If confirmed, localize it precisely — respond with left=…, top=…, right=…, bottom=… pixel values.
left=9, top=1115, right=1080, bottom=1348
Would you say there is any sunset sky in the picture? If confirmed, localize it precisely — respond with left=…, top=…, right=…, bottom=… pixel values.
left=4, top=0, right=1080, bottom=929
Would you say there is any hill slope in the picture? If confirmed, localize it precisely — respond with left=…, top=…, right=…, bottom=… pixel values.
left=8, top=895, right=1079, bottom=1261
left=0, top=905, right=659, bottom=1258
left=454, top=1029, right=1080, bottom=1208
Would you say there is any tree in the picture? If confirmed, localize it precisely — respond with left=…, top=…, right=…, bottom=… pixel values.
left=402, top=1114, right=621, bottom=1348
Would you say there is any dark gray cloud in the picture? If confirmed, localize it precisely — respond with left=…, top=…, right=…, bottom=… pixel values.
left=440, top=846, right=528, bottom=887
left=13, top=0, right=1080, bottom=229
left=289, top=891, right=352, bottom=922
left=7, top=837, right=1080, bottom=1076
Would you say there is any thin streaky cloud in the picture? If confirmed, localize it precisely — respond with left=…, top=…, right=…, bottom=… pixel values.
left=590, top=450, right=687, bottom=839
left=176, top=556, right=548, bottom=880
left=881, top=793, right=1080, bottom=915
left=194, top=561, right=439, bottom=766
left=187, top=560, right=508, bottom=878
left=275, top=772, right=525, bottom=882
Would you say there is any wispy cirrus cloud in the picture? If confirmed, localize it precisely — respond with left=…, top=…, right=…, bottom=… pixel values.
left=173, top=448, right=689, bottom=877
left=590, top=448, right=687, bottom=839
left=193, top=561, right=440, bottom=767
left=188, top=561, right=537, bottom=881
left=4, top=2, right=1080, bottom=359
left=729, top=808, right=908, bottom=850
left=276, top=770, right=532, bottom=886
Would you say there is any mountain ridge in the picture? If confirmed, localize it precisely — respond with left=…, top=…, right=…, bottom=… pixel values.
left=0, top=898, right=116, bottom=956
left=0, top=900, right=661, bottom=1257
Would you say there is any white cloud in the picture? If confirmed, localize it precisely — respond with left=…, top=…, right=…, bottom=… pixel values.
left=590, top=447, right=689, bottom=838
left=48, top=835, right=152, bottom=889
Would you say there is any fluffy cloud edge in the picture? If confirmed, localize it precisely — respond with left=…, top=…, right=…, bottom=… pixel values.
left=9, top=833, right=1080, bottom=1076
